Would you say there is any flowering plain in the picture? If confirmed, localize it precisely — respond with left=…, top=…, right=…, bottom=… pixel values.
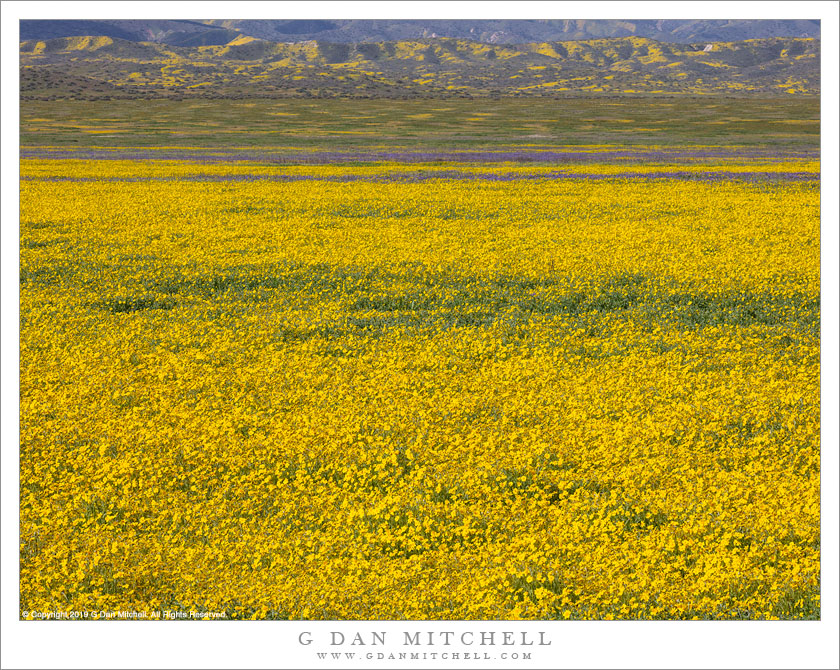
left=19, top=100, right=820, bottom=620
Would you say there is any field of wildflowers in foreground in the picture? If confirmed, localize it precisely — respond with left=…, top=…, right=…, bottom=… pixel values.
left=20, top=146, right=819, bottom=619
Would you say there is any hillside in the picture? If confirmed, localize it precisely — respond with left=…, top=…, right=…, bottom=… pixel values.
left=19, top=34, right=819, bottom=100
left=20, top=19, right=821, bottom=45
left=200, top=19, right=821, bottom=44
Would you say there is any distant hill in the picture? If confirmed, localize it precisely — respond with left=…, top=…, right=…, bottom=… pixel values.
left=20, top=19, right=821, bottom=46
left=19, top=20, right=242, bottom=46
left=19, top=34, right=819, bottom=100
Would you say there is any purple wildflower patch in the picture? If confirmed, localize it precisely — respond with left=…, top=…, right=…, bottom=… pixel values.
left=20, top=170, right=820, bottom=184
left=19, top=147, right=820, bottom=165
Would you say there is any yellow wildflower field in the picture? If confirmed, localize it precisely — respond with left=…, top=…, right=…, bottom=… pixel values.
left=19, top=154, right=819, bottom=620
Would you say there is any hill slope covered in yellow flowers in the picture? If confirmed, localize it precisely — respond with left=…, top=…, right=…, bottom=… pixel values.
left=20, top=34, right=819, bottom=99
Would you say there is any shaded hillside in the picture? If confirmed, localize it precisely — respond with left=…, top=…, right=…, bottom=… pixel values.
left=203, top=19, right=820, bottom=44
left=20, top=19, right=821, bottom=46
left=19, top=19, right=240, bottom=45
left=19, top=35, right=819, bottom=100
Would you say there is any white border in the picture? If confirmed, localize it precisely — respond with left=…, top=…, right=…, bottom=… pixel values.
left=2, top=3, right=838, bottom=669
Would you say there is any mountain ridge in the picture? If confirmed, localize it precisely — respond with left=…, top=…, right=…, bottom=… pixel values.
left=20, top=19, right=821, bottom=46
left=20, top=34, right=819, bottom=99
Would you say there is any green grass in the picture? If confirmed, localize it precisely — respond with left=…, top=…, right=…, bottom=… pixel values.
left=20, top=97, right=820, bottom=150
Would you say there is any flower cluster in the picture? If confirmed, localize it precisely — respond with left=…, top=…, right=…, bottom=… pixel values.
left=20, top=151, right=819, bottom=619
